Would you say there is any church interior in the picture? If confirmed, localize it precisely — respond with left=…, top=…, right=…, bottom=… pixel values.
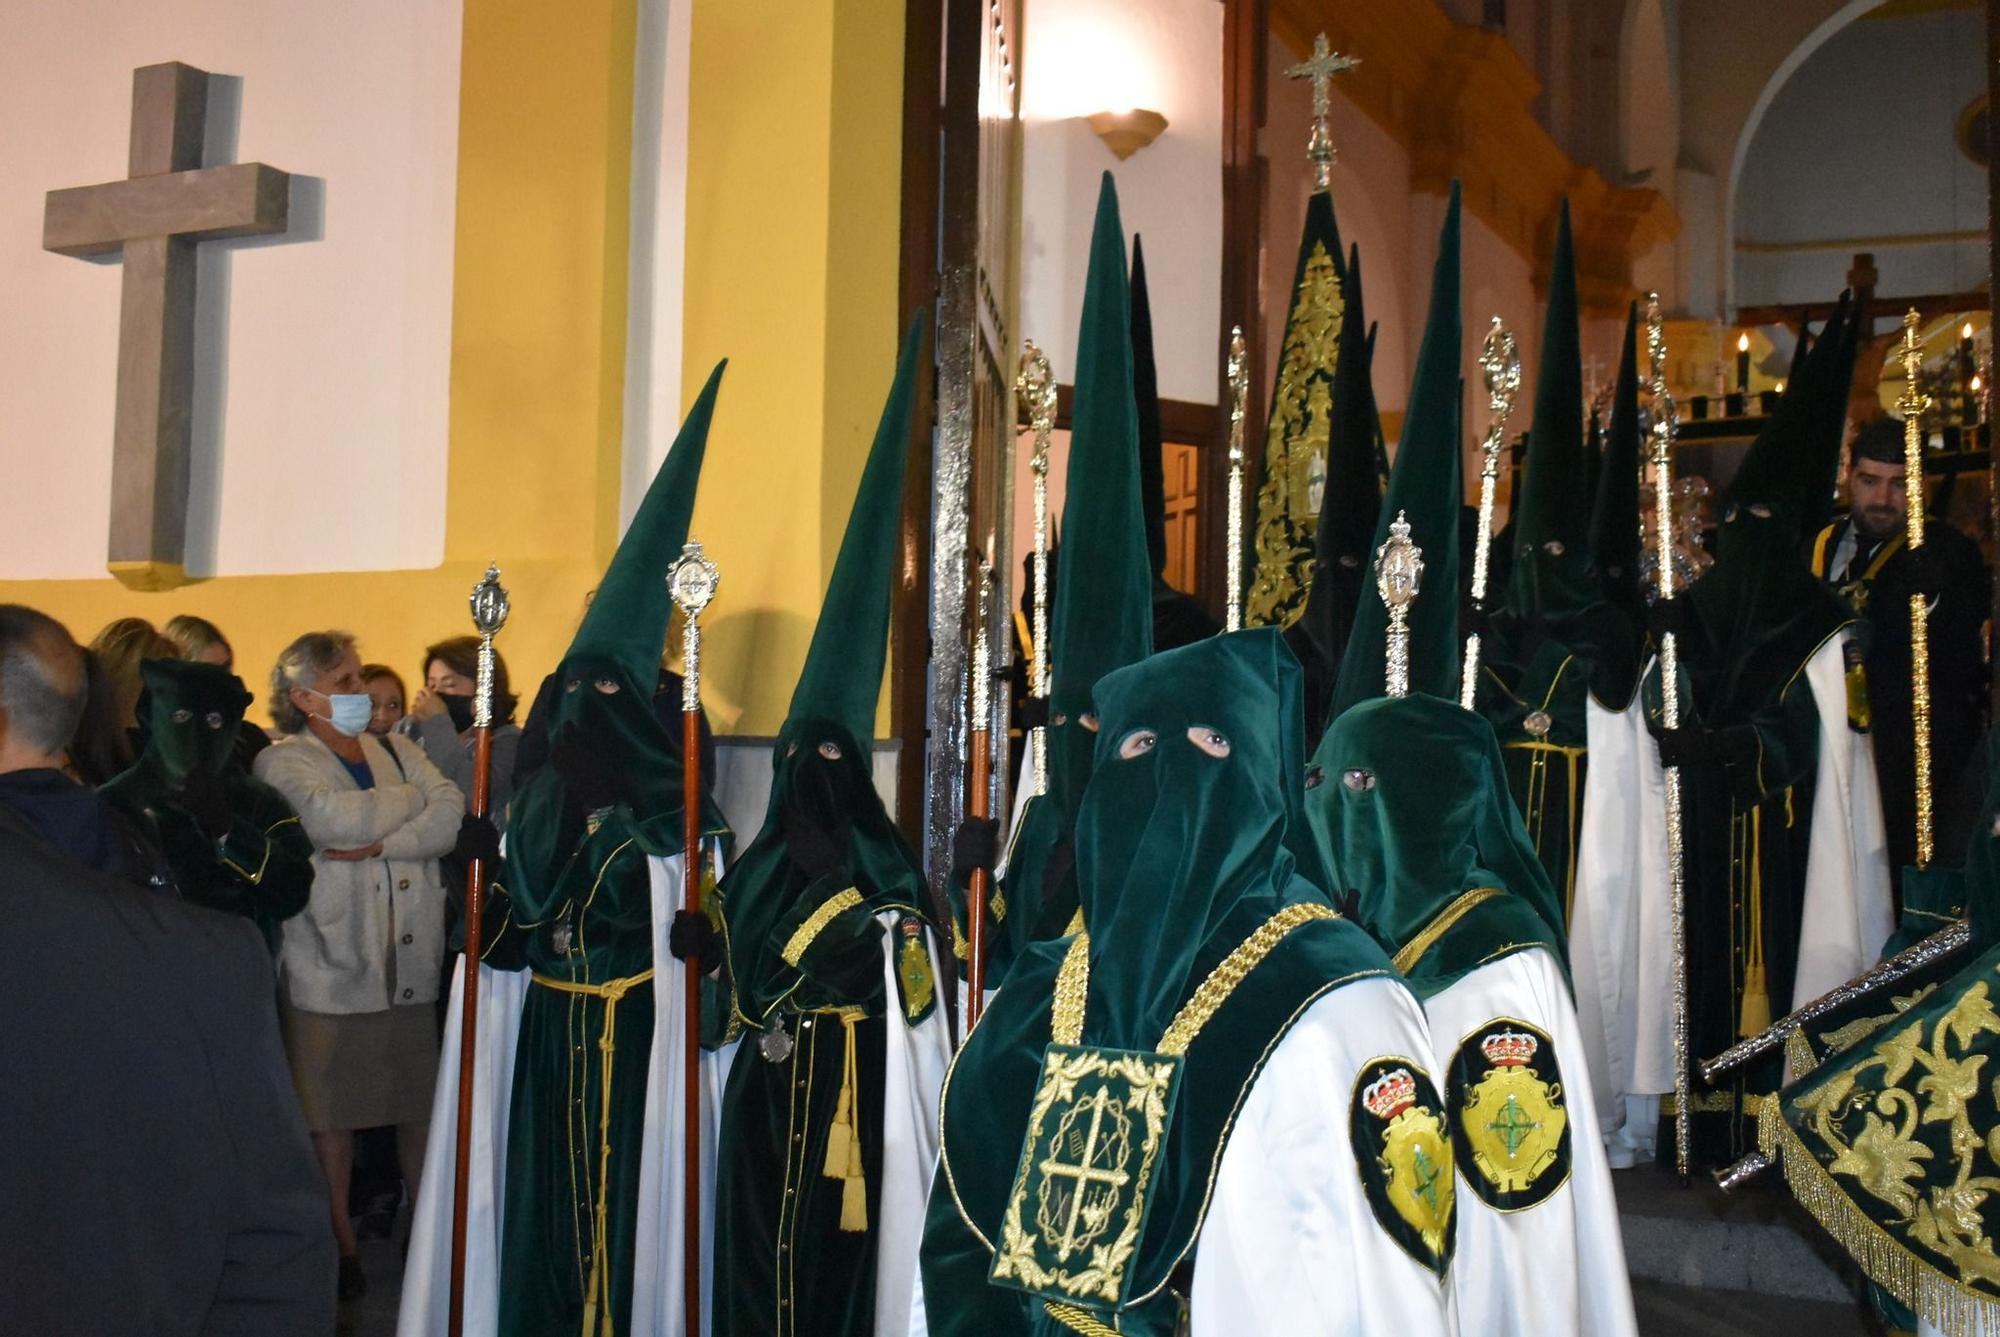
left=7, top=1, right=2000, bottom=1335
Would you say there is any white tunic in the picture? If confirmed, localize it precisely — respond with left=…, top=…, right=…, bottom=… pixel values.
left=1423, top=948, right=1639, bottom=1337
left=1190, top=976, right=1457, bottom=1336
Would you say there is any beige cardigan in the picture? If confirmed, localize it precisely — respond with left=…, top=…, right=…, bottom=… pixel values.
left=254, top=730, right=465, bottom=1015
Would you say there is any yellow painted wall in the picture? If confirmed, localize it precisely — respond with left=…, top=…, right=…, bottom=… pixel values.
left=681, top=0, right=907, bottom=737
left=0, top=0, right=910, bottom=741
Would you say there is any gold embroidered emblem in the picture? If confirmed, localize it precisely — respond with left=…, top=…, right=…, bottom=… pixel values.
left=1454, top=1023, right=1569, bottom=1203
left=990, top=1045, right=1182, bottom=1306
left=1350, top=1059, right=1455, bottom=1274
left=897, top=917, right=935, bottom=1022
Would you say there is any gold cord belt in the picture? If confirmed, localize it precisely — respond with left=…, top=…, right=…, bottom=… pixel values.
left=531, top=967, right=656, bottom=1337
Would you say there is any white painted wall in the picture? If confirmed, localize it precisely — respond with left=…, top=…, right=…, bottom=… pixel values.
left=622, top=0, right=694, bottom=523
left=0, top=0, right=461, bottom=579
left=1018, top=0, right=1222, bottom=405
left=1734, top=6, right=1986, bottom=308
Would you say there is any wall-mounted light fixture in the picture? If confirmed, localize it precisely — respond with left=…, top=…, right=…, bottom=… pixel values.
left=1086, top=108, right=1168, bottom=161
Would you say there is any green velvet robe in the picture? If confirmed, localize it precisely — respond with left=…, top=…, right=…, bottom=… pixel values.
left=1477, top=633, right=1590, bottom=922
left=498, top=804, right=675, bottom=1337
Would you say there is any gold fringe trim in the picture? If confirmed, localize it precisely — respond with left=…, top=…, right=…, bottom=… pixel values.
left=1393, top=887, right=1504, bottom=975
left=1786, top=1026, right=1819, bottom=1084
left=781, top=887, right=863, bottom=967
left=1766, top=1101, right=2000, bottom=1337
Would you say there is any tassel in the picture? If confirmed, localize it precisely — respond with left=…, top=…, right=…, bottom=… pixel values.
left=835, top=1013, right=868, bottom=1231
left=1739, top=963, right=1772, bottom=1036
left=841, top=1171, right=869, bottom=1231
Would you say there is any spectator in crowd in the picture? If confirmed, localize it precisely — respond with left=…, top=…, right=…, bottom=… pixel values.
left=362, top=663, right=407, bottom=738
left=406, top=635, right=520, bottom=830
left=255, top=631, right=465, bottom=1301
left=163, top=613, right=271, bottom=769
left=163, top=613, right=234, bottom=667
left=89, top=616, right=176, bottom=735
left=0, top=812, right=334, bottom=1335
left=0, top=605, right=170, bottom=889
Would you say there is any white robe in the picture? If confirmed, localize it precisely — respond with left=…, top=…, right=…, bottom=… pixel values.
left=1569, top=632, right=1895, bottom=1151
left=1423, top=948, right=1638, bottom=1337
left=397, top=850, right=737, bottom=1337
left=1190, top=976, right=1457, bottom=1336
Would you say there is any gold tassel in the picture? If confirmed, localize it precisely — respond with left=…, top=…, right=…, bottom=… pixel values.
left=825, top=1012, right=868, bottom=1232
left=1739, top=808, right=1770, bottom=1037
left=1739, top=963, right=1772, bottom=1036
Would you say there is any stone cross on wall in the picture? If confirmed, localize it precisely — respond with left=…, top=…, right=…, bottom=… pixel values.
left=43, top=62, right=294, bottom=591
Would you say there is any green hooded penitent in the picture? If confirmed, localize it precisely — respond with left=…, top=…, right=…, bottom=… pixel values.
left=712, top=313, right=939, bottom=1337
left=1765, top=729, right=2000, bottom=1335
left=1286, top=240, right=1383, bottom=748
left=1475, top=204, right=1643, bottom=917
left=1645, top=293, right=1862, bottom=1167
left=966, top=173, right=1152, bottom=986
left=1245, top=187, right=1348, bottom=630
left=495, top=360, right=729, bottom=1337
left=1132, top=234, right=1221, bottom=651
left=101, top=659, right=313, bottom=951
left=1587, top=304, right=1646, bottom=660
left=1330, top=184, right=1463, bottom=718
left=920, top=629, right=1403, bottom=1337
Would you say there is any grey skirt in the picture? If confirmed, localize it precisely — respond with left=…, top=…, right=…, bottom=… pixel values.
left=280, top=1001, right=439, bottom=1133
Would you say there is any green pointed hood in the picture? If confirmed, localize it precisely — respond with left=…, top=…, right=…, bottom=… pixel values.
left=1722, top=292, right=1851, bottom=542
left=718, top=312, right=936, bottom=1029
left=1131, top=234, right=1169, bottom=580
left=1588, top=305, right=1643, bottom=612
left=569, top=361, right=726, bottom=689
left=1330, top=185, right=1462, bottom=717
left=1802, top=295, right=1863, bottom=540
left=985, top=173, right=1152, bottom=969
left=1046, top=172, right=1153, bottom=803
left=116, top=659, right=254, bottom=789
left=782, top=312, right=926, bottom=747
left=1289, top=240, right=1382, bottom=745
left=1506, top=202, right=1587, bottom=586
left=1308, top=692, right=1567, bottom=996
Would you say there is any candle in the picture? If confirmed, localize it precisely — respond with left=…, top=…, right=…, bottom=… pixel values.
left=1736, top=332, right=1752, bottom=395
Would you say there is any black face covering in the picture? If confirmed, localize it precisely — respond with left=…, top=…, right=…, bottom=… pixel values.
left=441, top=692, right=476, bottom=734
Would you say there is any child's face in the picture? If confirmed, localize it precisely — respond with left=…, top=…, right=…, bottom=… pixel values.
left=365, top=677, right=405, bottom=736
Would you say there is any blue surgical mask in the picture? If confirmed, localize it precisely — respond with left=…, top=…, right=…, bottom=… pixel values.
left=316, top=691, right=375, bottom=738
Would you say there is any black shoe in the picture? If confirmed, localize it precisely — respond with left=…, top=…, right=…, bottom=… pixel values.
left=337, top=1254, right=366, bottom=1303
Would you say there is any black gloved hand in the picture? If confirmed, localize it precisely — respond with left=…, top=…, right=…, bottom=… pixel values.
left=1654, top=727, right=1703, bottom=772
left=1015, top=696, right=1051, bottom=730
left=668, top=909, right=721, bottom=967
left=1657, top=724, right=1752, bottom=771
left=550, top=727, right=620, bottom=812
left=177, top=770, right=234, bottom=840
left=782, top=806, right=849, bottom=880
left=1646, top=596, right=1691, bottom=645
left=1042, top=838, right=1076, bottom=904
left=950, top=816, right=1000, bottom=885
left=453, top=812, right=502, bottom=867
left=1906, top=542, right=1949, bottom=599
left=1461, top=604, right=1493, bottom=642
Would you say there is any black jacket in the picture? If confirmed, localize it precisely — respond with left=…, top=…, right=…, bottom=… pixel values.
left=0, top=808, right=334, bottom=1335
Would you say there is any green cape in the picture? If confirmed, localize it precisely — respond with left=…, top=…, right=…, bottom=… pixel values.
left=1331, top=185, right=1463, bottom=717
left=924, top=629, right=1396, bottom=1335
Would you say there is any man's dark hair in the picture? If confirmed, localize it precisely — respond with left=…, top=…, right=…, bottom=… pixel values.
left=1850, top=417, right=1906, bottom=468
left=0, top=605, right=87, bottom=756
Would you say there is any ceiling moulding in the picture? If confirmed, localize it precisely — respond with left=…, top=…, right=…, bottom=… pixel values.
left=1272, top=0, right=1680, bottom=315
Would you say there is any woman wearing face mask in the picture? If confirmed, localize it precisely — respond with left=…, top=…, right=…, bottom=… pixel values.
left=254, top=629, right=466, bottom=1302
left=403, top=635, right=520, bottom=833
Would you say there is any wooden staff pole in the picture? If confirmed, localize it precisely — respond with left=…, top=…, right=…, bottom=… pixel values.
left=669, top=541, right=720, bottom=1337
left=449, top=564, right=510, bottom=1337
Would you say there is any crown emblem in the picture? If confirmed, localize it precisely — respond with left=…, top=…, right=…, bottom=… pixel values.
left=1363, top=1067, right=1418, bottom=1120
left=1480, top=1029, right=1538, bottom=1068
